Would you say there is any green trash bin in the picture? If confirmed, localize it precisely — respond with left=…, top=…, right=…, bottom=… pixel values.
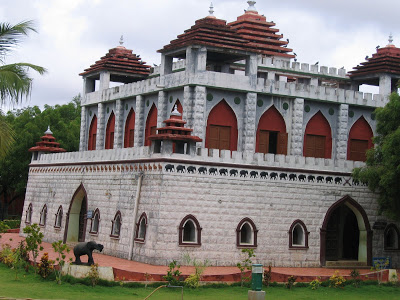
left=251, top=264, right=263, bottom=291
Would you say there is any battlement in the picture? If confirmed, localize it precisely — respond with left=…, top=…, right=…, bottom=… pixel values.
left=32, top=146, right=364, bottom=175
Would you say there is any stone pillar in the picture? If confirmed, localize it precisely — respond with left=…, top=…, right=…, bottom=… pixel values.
left=99, top=71, right=110, bottom=91
left=182, top=86, right=193, bottom=128
left=96, top=103, right=105, bottom=150
left=336, top=104, right=349, bottom=161
left=134, top=95, right=144, bottom=147
left=245, top=54, right=258, bottom=87
left=197, top=47, right=207, bottom=72
left=114, top=99, right=124, bottom=149
left=157, top=91, right=167, bottom=128
left=79, top=106, right=87, bottom=152
left=159, top=54, right=173, bottom=86
left=192, top=86, right=207, bottom=147
left=83, top=78, right=95, bottom=94
left=379, top=74, right=392, bottom=96
left=242, top=92, right=257, bottom=152
left=290, top=98, right=304, bottom=156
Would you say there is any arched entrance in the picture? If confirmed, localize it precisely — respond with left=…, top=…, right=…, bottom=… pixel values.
left=320, top=195, right=372, bottom=266
left=64, top=184, right=88, bottom=243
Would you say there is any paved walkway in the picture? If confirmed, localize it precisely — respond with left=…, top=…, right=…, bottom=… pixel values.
left=0, top=233, right=393, bottom=282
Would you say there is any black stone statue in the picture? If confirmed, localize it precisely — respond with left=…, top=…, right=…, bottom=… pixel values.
left=73, top=241, right=104, bottom=265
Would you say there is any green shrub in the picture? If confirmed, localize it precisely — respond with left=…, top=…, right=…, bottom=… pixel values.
left=163, top=260, right=182, bottom=286
left=3, top=220, right=21, bottom=229
left=38, top=253, right=54, bottom=279
left=329, top=271, right=346, bottom=288
left=285, top=275, right=297, bottom=289
left=309, top=278, right=321, bottom=290
left=87, top=263, right=99, bottom=287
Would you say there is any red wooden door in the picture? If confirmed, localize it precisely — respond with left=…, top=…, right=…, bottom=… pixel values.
left=349, top=139, right=368, bottom=161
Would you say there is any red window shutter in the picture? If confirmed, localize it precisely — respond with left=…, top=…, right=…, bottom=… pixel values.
left=277, top=132, right=288, bottom=155
left=258, top=130, right=269, bottom=154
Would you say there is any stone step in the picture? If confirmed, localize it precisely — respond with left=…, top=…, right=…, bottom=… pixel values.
left=325, top=260, right=369, bottom=268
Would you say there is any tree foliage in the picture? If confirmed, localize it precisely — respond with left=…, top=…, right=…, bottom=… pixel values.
left=0, top=97, right=81, bottom=220
left=353, top=91, right=400, bottom=220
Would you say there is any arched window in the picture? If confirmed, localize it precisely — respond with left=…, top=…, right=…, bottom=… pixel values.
left=124, top=108, right=135, bottom=148
left=289, top=220, right=309, bottom=249
left=88, top=115, right=97, bottom=151
left=172, top=100, right=183, bottom=119
left=145, top=104, right=158, bottom=146
left=206, top=100, right=238, bottom=151
left=105, top=111, right=115, bottom=149
left=179, top=215, right=202, bottom=246
left=25, top=203, right=32, bottom=224
left=347, top=117, right=373, bottom=162
left=256, top=105, right=288, bottom=154
left=110, top=211, right=122, bottom=238
left=39, top=204, right=47, bottom=226
left=90, top=209, right=100, bottom=234
left=134, top=212, right=148, bottom=243
left=236, top=218, right=258, bottom=248
left=303, top=111, right=332, bottom=159
left=54, top=206, right=63, bottom=228
left=384, top=224, right=400, bottom=251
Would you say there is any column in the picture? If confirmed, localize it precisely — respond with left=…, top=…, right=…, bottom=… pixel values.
left=96, top=103, right=105, bottom=150
left=245, top=54, right=258, bottom=87
left=242, top=92, right=257, bottom=153
left=289, top=98, right=304, bottom=156
left=192, top=86, right=207, bottom=147
left=182, top=86, right=193, bottom=128
left=79, top=106, right=87, bottom=152
left=114, top=99, right=124, bottom=149
left=335, top=104, right=349, bottom=161
left=134, top=95, right=144, bottom=147
left=379, top=74, right=392, bottom=98
left=99, top=71, right=110, bottom=91
left=157, top=91, right=167, bottom=128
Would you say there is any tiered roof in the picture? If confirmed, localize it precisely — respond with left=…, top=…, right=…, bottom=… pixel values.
left=29, top=127, right=66, bottom=153
left=349, top=38, right=400, bottom=78
left=149, top=106, right=202, bottom=143
left=80, top=42, right=150, bottom=79
left=159, top=2, right=293, bottom=59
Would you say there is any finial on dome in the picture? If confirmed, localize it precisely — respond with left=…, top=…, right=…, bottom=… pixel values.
left=119, top=35, right=124, bottom=46
left=171, top=105, right=181, bottom=117
left=45, top=126, right=53, bottom=135
left=388, top=33, right=394, bottom=45
left=208, top=2, right=215, bottom=17
left=246, top=1, right=257, bottom=13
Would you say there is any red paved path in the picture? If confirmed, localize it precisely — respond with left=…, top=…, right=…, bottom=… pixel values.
left=0, top=233, right=392, bottom=282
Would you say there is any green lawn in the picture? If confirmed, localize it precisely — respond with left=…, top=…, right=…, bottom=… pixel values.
left=0, top=264, right=398, bottom=300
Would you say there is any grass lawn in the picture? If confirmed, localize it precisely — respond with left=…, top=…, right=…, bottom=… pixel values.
left=0, top=264, right=399, bottom=300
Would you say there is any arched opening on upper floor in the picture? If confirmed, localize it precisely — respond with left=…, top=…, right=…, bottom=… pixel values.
left=304, top=111, right=332, bottom=159
left=105, top=112, right=115, bottom=149
left=205, top=100, right=238, bottom=151
left=256, top=105, right=287, bottom=155
left=347, top=116, right=373, bottom=162
left=172, top=99, right=183, bottom=119
left=145, top=104, right=158, bottom=147
left=124, top=108, right=135, bottom=148
left=88, top=115, right=97, bottom=151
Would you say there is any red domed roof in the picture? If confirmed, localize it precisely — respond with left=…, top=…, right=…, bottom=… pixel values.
left=80, top=44, right=151, bottom=79
left=29, top=127, right=66, bottom=153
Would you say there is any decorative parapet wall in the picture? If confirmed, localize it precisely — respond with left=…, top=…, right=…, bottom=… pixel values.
left=82, top=70, right=384, bottom=108
left=32, top=146, right=365, bottom=176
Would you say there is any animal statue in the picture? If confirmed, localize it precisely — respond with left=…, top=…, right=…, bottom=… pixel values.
left=73, top=241, right=104, bottom=265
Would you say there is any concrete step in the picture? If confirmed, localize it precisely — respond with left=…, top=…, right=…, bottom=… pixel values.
left=325, top=260, right=369, bottom=268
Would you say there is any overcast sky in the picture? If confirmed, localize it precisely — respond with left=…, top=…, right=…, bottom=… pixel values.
left=1, top=0, right=398, bottom=110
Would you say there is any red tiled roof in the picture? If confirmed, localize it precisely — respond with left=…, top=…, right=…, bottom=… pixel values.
left=349, top=44, right=400, bottom=78
left=80, top=46, right=151, bottom=77
left=159, top=11, right=294, bottom=59
left=29, top=133, right=66, bottom=153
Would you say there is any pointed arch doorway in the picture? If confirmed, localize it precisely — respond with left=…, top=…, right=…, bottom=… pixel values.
left=320, top=195, right=372, bottom=266
left=64, top=184, right=88, bottom=243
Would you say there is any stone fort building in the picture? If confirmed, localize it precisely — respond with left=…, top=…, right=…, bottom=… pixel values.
left=22, top=1, right=400, bottom=268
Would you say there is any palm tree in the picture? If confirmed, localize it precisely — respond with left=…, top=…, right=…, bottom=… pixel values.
left=0, top=20, right=46, bottom=158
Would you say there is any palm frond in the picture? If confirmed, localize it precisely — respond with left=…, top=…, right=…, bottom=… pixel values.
left=0, top=20, right=36, bottom=61
left=0, top=63, right=47, bottom=104
left=0, top=109, right=15, bottom=159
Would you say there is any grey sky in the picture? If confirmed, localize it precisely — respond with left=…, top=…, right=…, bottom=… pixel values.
left=1, top=0, right=398, bottom=110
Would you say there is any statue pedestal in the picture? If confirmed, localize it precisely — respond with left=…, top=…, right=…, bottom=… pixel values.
left=248, top=290, right=266, bottom=300
left=62, top=264, right=114, bottom=281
